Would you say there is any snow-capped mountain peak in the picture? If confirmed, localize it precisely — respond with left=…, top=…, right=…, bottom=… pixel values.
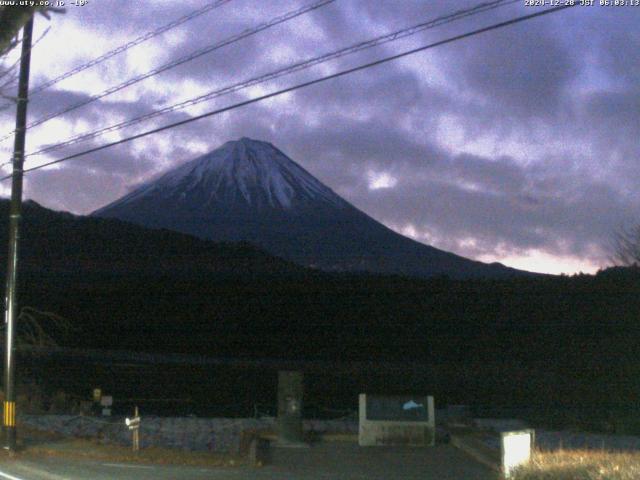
left=103, top=137, right=346, bottom=212
left=93, top=137, right=528, bottom=279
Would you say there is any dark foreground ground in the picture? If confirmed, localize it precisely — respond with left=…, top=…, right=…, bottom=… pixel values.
left=0, top=443, right=498, bottom=480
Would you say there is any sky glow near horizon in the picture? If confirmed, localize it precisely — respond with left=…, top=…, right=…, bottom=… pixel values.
left=0, top=0, right=639, bottom=275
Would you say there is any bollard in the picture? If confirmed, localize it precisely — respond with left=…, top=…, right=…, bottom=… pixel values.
left=277, top=371, right=305, bottom=446
left=501, top=429, right=534, bottom=478
left=249, top=436, right=271, bottom=466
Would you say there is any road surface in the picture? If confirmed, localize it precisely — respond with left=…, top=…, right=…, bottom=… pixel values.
left=0, top=443, right=498, bottom=479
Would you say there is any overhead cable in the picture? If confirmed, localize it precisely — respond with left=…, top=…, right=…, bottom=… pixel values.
left=0, top=0, right=335, bottom=143
left=27, top=0, right=518, bottom=158
left=30, top=0, right=234, bottom=95
left=0, top=4, right=576, bottom=182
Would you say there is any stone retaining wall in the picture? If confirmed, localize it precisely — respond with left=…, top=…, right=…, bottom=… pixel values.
left=18, top=415, right=358, bottom=453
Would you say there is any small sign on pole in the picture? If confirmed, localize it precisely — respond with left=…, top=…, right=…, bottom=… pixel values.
left=125, top=406, right=141, bottom=452
left=100, top=395, right=113, bottom=416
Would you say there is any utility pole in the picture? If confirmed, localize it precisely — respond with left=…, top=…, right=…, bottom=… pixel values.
left=3, top=15, right=34, bottom=451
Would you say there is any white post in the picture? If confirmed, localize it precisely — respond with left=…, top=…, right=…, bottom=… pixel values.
left=133, top=406, right=140, bottom=452
left=501, top=429, right=534, bottom=478
left=427, top=396, right=435, bottom=446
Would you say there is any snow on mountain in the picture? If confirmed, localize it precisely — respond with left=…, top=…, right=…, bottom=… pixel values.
left=101, top=137, right=346, bottom=213
left=93, top=137, right=531, bottom=279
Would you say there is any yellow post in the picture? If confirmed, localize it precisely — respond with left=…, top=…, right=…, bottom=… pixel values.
left=3, top=401, right=15, bottom=428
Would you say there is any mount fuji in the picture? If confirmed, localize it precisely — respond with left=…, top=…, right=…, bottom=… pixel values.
left=92, top=137, right=527, bottom=278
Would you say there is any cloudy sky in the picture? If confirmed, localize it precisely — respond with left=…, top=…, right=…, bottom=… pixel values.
left=0, top=0, right=638, bottom=274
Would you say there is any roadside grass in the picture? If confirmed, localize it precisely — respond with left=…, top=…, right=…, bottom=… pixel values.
left=512, top=449, right=640, bottom=480
left=13, top=425, right=244, bottom=467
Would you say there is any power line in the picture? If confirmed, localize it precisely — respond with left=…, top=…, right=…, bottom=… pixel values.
left=0, top=27, right=50, bottom=87
left=31, top=0, right=233, bottom=96
left=0, top=4, right=576, bottom=182
left=26, top=0, right=519, bottom=159
left=0, top=1, right=232, bottom=113
left=0, top=26, right=52, bottom=171
left=0, top=0, right=336, bottom=143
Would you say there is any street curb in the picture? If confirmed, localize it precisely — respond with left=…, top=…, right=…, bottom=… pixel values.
left=450, top=434, right=501, bottom=473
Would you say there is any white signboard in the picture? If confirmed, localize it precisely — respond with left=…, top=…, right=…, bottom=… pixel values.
left=125, top=416, right=141, bottom=430
left=501, top=430, right=533, bottom=478
left=358, top=394, right=435, bottom=446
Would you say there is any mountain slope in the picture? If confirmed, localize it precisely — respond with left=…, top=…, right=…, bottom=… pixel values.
left=93, top=137, right=531, bottom=278
left=0, top=199, right=300, bottom=277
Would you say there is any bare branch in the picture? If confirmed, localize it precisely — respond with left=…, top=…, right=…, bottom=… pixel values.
left=0, top=306, right=74, bottom=347
left=611, top=224, right=640, bottom=267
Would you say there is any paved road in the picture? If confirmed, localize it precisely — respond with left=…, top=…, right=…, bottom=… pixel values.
left=0, top=443, right=498, bottom=479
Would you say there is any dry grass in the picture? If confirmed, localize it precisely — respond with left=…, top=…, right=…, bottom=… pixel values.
left=512, top=449, right=640, bottom=480
left=21, top=439, right=243, bottom=467
left=14, top=425, right=244, bottom=467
